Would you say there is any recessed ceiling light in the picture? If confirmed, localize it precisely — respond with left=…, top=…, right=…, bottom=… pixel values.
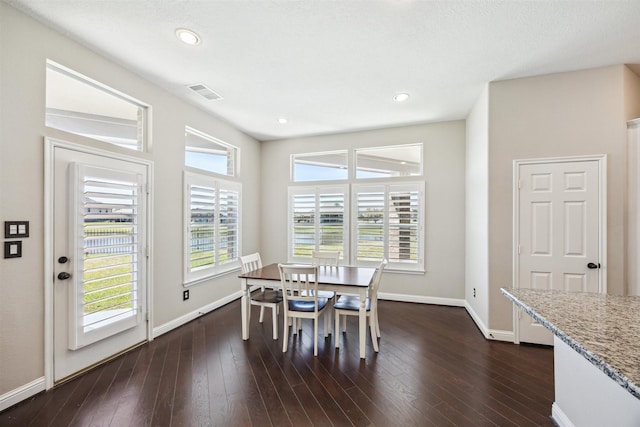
left=393, top=93, right=410, bottom=102
left=176, top=28, right=201, bottom=46
left=278, top=118, right=288, bottom=124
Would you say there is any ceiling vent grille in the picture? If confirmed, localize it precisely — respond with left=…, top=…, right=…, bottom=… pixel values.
left=187, top=83, right=223, bottom=101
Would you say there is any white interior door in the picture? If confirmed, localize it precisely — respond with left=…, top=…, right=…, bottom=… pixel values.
left=51, top=143, right=149, bottom=382
left=516, top=158, right=603, bottom=345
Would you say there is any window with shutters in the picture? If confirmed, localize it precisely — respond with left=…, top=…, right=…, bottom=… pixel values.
left=288, top=144, right=424, bottom=272
left=353, top=183, right=423, bottom=271
left=288, top=186, right=348, bottom=262
left=184, top=172, right=241, bottom=285
left=68, top=163, right=146, bottom=348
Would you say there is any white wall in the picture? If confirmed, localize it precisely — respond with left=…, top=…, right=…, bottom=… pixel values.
left=260, top=121, right=466, bottom=300
left=465, top=85, right=490, bottom=330
left=487, top=65, right=631, bottom=331
left=0, top=3, right=261, bottom=398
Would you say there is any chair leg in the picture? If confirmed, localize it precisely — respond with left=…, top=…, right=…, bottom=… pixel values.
left=324, top=307, right=330, bottom=338
left=313, top=317, right=318, bottom=356
left=334, top=310, right=340, bottom=348
left=271, top=305, right=278, bottom=340
left=374, top=310, right=381, bottom=337
left=370, top=316, right=379, bottom=352
left=342, top=315, right=347, bottom=332
left=282, top=317, right=289, bottom=353
left=259, top=306, right=265, bottom=323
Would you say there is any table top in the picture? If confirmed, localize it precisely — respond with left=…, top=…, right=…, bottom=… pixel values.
left=501, top=287, right=640, bottom=400
left=239, top=263, right=375, bottom=288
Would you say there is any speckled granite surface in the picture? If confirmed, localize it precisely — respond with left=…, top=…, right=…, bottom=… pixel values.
left=501, top=288, right=640, bottom=400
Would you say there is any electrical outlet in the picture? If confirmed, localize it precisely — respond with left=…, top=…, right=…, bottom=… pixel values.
left=183, top=289, right=190, bottom=301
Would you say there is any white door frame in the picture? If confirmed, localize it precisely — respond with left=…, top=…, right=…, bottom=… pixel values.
left=44, top=137, right=154, bottom=389
left=512, top=155, right=607, bottom=344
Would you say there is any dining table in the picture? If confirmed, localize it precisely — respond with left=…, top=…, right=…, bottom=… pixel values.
left=239, top=263, right=377, bottom=359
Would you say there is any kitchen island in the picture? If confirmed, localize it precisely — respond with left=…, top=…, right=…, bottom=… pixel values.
left=501, top=288, right=640, bottom=427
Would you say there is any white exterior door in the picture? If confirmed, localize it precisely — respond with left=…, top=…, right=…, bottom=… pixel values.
left=50, top=142, right=150, bottom=382
left=516, top=158, right=604, bottom=345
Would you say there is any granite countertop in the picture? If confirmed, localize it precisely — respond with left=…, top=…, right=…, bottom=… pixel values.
left=501, top=288, right=640, bottom=400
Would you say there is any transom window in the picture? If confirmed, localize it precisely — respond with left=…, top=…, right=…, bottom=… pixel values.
left=292, top=151, right=348, bottom=182
left=185, top=127, right=237, bottom=176
left=355, top=144, right=422, bottom=178
left=46, top=61, right=148, bottom=151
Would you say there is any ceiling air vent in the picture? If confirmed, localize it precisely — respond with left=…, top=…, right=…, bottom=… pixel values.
left=187, top=83, right=223, bottom=101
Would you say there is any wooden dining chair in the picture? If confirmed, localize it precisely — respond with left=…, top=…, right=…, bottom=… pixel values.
left=239, top=253, right=282, bottom=340
left=309, top=251, right=340, bottom=335
left=311, top=250, right=340, bottom=268
left=334, top=259, right=387, bottom=352
left=278, top=264, right=329, bottom=356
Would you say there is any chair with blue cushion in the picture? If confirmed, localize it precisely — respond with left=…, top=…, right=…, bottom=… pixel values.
left=334, top=259, right=387, bottom=352
left=278, top=264, right=329, bottom=356
left=240, top=253, right=282, bottom=340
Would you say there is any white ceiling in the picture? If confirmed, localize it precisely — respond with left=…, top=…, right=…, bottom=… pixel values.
left=6, top=0, right=640, bottom=141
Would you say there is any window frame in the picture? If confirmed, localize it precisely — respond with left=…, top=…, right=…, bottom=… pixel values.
left=183, top=171, right=242, bottom=286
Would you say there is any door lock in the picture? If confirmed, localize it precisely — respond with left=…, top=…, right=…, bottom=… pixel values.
left=587, top=262, right=600, bottom=269
left=57, top=272, right=71, bottom=280
left=58, top=256, right=69, bottom=264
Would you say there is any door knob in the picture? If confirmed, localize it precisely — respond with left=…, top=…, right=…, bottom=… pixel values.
left=57, top=272, right=71, bottom=280
left=58, top=256, right=69, bottom=264
left=587, top=262, right=600, bottom=269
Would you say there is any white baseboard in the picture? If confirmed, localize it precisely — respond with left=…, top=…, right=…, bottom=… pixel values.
left=378, top=292, right=465, bottom=307
left=464, top=301, right=514, bottom=342
left=552, top=402, right=575, bottom=427
left=0, top=377, right=45, bottom=412
left=153, top=290, right=242, bottom=338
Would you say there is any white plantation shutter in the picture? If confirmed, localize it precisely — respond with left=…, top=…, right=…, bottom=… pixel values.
left=69, top=163, right=144, bottom=349
left=388, top=185, right=420, bottom=264
left=355, top=190, right=385, bottom=261
left=189, top=184, right=216, bottom=270
left=184, top=172, right=242, bottom=285
left=289, top=186, right=348, bottom=262
left=218, top=187, right=240, bottom=265
left=353, top=182, right=424, bottom=270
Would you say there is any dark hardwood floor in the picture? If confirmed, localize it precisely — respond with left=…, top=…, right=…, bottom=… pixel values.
left=0, top=300, right=555, bottom=426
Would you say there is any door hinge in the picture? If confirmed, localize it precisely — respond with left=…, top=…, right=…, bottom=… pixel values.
left=145, top=183, right=150, bottom=195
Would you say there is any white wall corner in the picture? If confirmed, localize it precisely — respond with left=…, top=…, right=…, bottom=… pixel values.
left=464, top=301, right=514, bottom=342
left=153, top=290, right=243, bottom=338
left=552, top=402, right=576, bottom=427
left=0, top=377, right=46, bottom=412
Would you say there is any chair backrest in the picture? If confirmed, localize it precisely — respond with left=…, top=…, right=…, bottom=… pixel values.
left=278, top=264, right=320, bottom=309
left=239, top=252, right=262, bottom=273
left=369, top=259, right=388, bottom=298
left=311, top=250, right=340, bottom=268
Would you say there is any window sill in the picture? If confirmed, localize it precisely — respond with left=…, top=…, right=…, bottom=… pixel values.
left=183, top=266, right=240, bottom=288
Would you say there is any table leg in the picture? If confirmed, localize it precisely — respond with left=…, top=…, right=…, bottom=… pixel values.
left=241, top=279, right=250, bottom=340
left=359, top=291, right=366, bottom=359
